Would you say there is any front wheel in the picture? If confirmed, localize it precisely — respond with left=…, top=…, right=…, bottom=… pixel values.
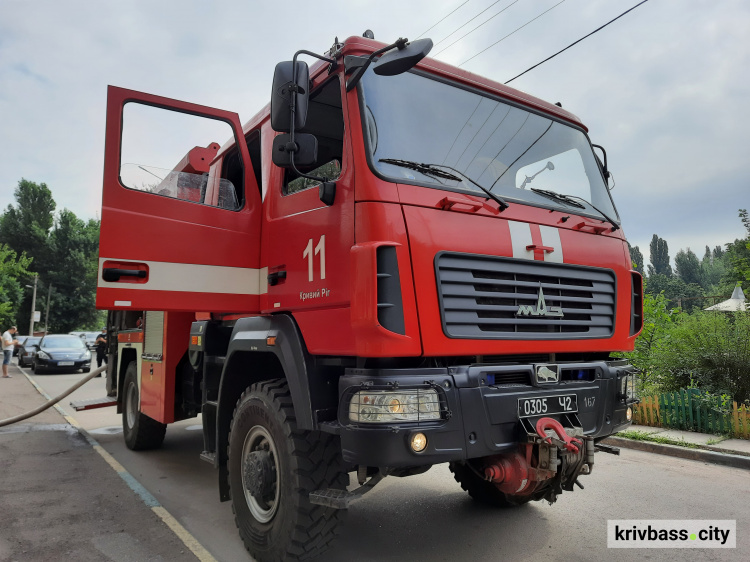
left=449, top=461, right=533, bottom=508
left=122, top=362, right=166, bottom=450
left=228, top=380, right=348, bottom=561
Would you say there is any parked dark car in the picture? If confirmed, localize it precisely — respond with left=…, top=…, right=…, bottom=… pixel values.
left=12, top=335, right=27, bottom=356
left=82, top=331, right=100, bottom=350
left=32, top=334, right=92, bottom=374
left=17, top=336, right=42, bottom=368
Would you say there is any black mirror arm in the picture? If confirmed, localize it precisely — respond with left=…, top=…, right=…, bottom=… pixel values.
left=286, top=50, right=336, bottom=184
left=592, top=144, right=610, bottom=179
left=346, top=38, right=408, bottom=92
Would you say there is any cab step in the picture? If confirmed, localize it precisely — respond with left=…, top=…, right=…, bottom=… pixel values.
left=70, top=396, right=118, bottom=411
left=309, top=472, right=384, bottom=509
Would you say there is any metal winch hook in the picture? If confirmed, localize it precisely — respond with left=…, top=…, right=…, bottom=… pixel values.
left=536, top=417, right=582, bottom=454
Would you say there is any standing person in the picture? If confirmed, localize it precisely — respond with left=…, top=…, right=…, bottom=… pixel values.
left=2, top=326, right=19, bottom=378
left=95, top=328, right=107, bottom=376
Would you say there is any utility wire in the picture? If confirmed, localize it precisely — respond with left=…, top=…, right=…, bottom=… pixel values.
left=504, top=0, right=651, bottom=83
left=436, top=0, right=520, bottom=56
left=458, top=0, right=567, bottom=66
left=415, top=0, right=473, bottom=39
left=434, top=0, right=504, bottom=47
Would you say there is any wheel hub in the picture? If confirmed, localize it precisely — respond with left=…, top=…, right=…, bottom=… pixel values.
left=243, top=450, right=276, bottom=503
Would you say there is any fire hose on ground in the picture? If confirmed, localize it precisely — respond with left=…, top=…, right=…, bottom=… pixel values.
left=0, top=365, right=108, bottom=428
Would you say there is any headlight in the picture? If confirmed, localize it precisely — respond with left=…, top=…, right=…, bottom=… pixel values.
left=82, top=351, right=91, bottom=360
left=37, top=350, right=49, bottom=360
left=348, top=389, right=440, bottom=423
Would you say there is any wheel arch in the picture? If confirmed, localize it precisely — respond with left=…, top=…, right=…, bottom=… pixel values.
left=216, top=314, right=314, bottom=501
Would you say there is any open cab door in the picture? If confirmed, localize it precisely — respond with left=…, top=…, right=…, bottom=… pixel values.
left=97, top=86, right=262, bottom=313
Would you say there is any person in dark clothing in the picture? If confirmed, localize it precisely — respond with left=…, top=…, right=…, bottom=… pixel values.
left=95, top=329, right=108, bottom=376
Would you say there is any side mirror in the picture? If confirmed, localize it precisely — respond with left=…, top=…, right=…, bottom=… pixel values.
left=346, top=37, right=433, bottom=91
left=372, top=38, right=433, bottom=76
left=270, top=61, right=309, bottom=132
left=271, top=133, right=318, bottom=168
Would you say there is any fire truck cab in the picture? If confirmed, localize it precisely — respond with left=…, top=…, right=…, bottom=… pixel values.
left=97, top=34, right=641, bottom=561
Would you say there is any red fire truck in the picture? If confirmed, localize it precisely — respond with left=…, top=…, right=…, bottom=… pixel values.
left=95, top=34, right=641, bottom=561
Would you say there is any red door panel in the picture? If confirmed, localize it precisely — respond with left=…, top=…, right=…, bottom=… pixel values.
left=96, top=86, right=262, bottom=313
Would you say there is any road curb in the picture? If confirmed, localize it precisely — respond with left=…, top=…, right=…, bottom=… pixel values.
left=602, top=436, right=750, bottom=470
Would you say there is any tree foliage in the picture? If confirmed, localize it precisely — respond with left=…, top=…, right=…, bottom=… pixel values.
left=647, top=234, right=672, bottom=277
left=628, top=243, right=644, bottom=273
left=0, top=244, right=32, bottom=328
left=720, top=209, right=750, bottom=294
left=649, top=311, right=750, bottom=402
left=674, top=248, right=702, bottom=286
left=0, top=179, right=100, bottom=332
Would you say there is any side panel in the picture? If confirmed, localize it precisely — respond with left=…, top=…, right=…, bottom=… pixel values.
left=97, top=86, right=263, bottom=313
left=140, top=311, right=193, bottom=423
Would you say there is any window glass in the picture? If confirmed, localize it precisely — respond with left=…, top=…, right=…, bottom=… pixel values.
left=120, top=102, right=240, bottom=210
left=360, top=71, right=618, bottom=220
left=284, top=78, right=344, bottom=195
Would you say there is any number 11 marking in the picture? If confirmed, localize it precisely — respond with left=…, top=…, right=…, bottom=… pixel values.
left=303, top=235, right=326, bottom=282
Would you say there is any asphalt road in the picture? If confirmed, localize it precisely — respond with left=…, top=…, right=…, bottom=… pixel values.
left=20, top=360, right=750, bottom=561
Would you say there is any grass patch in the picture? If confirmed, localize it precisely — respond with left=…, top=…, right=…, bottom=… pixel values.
left=615, top=429, right=701, bottom=449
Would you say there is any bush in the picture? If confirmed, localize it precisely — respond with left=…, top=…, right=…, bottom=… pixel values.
left=650, top=311, right=750, bottom=402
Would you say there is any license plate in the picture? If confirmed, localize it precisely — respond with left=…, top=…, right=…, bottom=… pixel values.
left=518, top=394, right=577, bottom=418
left=58, top=361, right=74, bottom=366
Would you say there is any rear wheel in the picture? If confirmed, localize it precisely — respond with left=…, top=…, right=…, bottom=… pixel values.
left=228, top=380, right=348, bottom=561
left=449, top=461, right=533, bottom=507
left=122, top=362, right=166, bottom=450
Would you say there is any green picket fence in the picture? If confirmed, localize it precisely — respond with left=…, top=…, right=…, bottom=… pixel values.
left=634, top=389, right=750, bottom=439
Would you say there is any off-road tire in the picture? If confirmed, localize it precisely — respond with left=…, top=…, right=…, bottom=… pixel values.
left=449, top=461, right=532, bottom=507
left=228, top=379, right=348, bottom=561
left=122, top=361, right=167, bottom=450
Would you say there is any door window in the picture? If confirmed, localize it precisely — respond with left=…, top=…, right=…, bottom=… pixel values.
left=284, top=78, right=344, bottom=195
left=120, top=102, right=241, bottom=210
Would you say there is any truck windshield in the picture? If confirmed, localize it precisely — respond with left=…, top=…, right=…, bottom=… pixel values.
left=359, top=70, right=619, bottom=221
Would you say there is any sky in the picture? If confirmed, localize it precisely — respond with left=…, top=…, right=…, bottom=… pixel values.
left=1, top=0, right=747, bottom=268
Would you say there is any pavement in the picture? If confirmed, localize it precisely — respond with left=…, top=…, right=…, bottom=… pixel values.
left=603, top=424, right=750, bottom=470
left=0, top=361, right=200, bottom=562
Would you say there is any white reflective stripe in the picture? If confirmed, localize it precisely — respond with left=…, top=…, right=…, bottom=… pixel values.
left=508, top=221, right=534, bottom=260
left=114, top=300, right=132, bottom=307
left=98, top=258, right=267, bottom=295
left=233, top=331, right=271, bottom=340
left=539, top=226, right=563, bottom=263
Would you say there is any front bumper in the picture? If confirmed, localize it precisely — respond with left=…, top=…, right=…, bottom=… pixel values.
left=338, top=360, right=635, bottom=467
left=35, top=357, right=91, bottom=371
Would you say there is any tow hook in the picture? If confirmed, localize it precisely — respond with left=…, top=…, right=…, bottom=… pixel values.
left=536, top=417, right=583, bottom=453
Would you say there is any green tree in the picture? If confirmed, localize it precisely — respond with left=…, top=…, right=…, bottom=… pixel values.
left=46, top=210, right=101, bottom=332
left=628, top=243, right=644, bottom=273
left=645, top=273, right=706, bottom=312
left=647, top=234, right=672, bottom=277
left=0, top=179, right=56, bottom=271
left=0, top=244, right=32, bottom=327
left=720, top=209, right=750, bottom=294
left=700, top=245, right=726, bottom=291
left=674, top=248, right=702, bottom=286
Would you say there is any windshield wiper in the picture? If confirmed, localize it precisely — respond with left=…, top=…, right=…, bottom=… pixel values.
left=379, top=159, right=509, bottom=211
left=563, top=194, right=621, bottom=231
left=530, top=188, right=585, bottom=209
left=530, top=188, right=620, bottom=231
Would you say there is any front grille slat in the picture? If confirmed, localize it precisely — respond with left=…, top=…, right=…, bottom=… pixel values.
left=436, top=253, right=617, bottom=340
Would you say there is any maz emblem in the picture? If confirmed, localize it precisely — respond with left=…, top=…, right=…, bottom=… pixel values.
left=536, top=365, right=559, bottom=384
left=516, top=285, right=564, bottom=318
